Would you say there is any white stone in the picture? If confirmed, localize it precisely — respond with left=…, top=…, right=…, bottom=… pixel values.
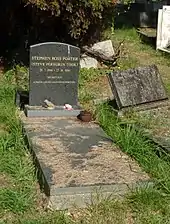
left=157, top=5, right=170, bottom=52
left=80, top=54, right=98, bottom=69
left=80, top=40, right=114, bottom=69
left=161, top=6, right=170, bottom=48
left=156, top=9, right=163, bottom=49
left=91, top=40, right=115, bottom=57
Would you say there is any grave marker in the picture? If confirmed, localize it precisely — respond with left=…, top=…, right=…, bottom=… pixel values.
left=25, top=42, right=81, bottom=117
left=108, top=65, right=168, bottom=109
left=157, top=6, right=170, bottom=52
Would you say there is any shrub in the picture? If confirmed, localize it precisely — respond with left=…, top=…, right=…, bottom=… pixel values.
left=23, top=0, right=116, bottom=39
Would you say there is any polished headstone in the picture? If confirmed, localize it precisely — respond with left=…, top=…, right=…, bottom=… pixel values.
left=29, top=42, right=80, bottom=107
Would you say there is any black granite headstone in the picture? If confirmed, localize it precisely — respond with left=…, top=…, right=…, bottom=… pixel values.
left=29, top=42, right=80, bottom=107
left=108, top=65, right=168, bottom=109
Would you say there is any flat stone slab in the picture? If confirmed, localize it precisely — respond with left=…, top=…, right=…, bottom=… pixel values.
left=21, top=113, right=150, bottom=210
left=108, top=65, right=167, bottom=109
left=25, top=105, right=81, bottom=117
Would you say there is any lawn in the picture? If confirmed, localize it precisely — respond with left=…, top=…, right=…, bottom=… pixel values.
left=1, top=28, right=170, bottom=223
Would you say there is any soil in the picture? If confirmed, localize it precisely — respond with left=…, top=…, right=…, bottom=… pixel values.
left=0, top=174, right=12, bottom=188
left=88, top=75, right=112, bottom=99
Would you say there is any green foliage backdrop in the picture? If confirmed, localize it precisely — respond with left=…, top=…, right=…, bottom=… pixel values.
left=23, top=0, right=115, bottom=39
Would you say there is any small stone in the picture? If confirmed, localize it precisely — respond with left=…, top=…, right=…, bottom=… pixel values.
left=91, top=40, right=115, bottom=57
left=80, top=55, right=98, bottom=69
left=44, top=99, right=55, bottom=109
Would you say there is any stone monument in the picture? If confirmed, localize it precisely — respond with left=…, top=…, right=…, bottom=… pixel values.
left=25, top=42, right=81, bottom=117
left=108, top=65, right=168, bottom=111
left=157, top=6, right=170, bottom=52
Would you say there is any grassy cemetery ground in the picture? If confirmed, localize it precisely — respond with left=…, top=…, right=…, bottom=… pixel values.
left=1, top=28, right=170, bottom=223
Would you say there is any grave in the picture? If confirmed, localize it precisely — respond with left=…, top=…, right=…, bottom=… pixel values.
left=157, top=6, right=170, bottom=53
left=108, top=65, right=168, bottom=112
left=23, top=42, right=81, bottom=117
left=19, top=42, right=151, bottom=210
left=21, top=113, right=150, bottom=210
left=137, top=28, right=156, bottom=47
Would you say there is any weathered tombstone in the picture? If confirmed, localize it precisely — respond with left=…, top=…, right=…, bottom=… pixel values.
left=157, top=6, right=170, bottom=52
left=25, top=42, right=81, bottom=117
left=108, top=65, right=168, bottom=110
left=139, top=12, right=150, bottom=27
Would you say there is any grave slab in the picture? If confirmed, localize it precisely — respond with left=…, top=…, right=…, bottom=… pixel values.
left=25, top=105, right=81, bottom=117
left=137, top=28, right=156, bottom=46
left=108, top=65, right=168, bottom=110
left=21, top=113, right=150, bottom=210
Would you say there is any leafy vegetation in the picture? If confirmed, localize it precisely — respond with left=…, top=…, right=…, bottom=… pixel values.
left=0, top=71, right=36, bottom=221
left=96, top=103, right=170, bottom=192
left=22, top=0, right=115, bottom=39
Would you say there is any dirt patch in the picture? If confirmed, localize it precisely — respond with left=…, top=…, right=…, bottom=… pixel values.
left=87, top=75, right=112, bottom=99
left=0, top=173, right=12, bottom=188
left=0, top=123, right=9, bottom=135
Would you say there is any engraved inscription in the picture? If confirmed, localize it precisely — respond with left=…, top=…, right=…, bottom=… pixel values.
left=47, top=76, right=62, bottom=79
left=31, top=55, right=79, bottom=84
left=109, top=65, right=167, bottom=108
left=33, top=81, right=76, bottom=84
left=31, top=56, right=78, bottom=61
left=31, top=62, right=78, bottom=67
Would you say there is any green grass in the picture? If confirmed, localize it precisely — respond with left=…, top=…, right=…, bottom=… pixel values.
left=0, top=71, right=37, bottom=221
left=95, top=103, right=170, bottom=223
left=0, top=71, right=75, bottom=223
left=77, top=199, right=128, bottom=224
left=12, top=212, right=72, bottom=224
left=96, top=104, right=170, bottom=191
left=128, top=187, right=170, bottom=224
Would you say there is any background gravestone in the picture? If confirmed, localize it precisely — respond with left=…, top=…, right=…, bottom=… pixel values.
left=157, top=6, right=170, bottom=51
left=29, top=42, right=80, bottom=106
left=108, top=65, right=168, bottom=109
